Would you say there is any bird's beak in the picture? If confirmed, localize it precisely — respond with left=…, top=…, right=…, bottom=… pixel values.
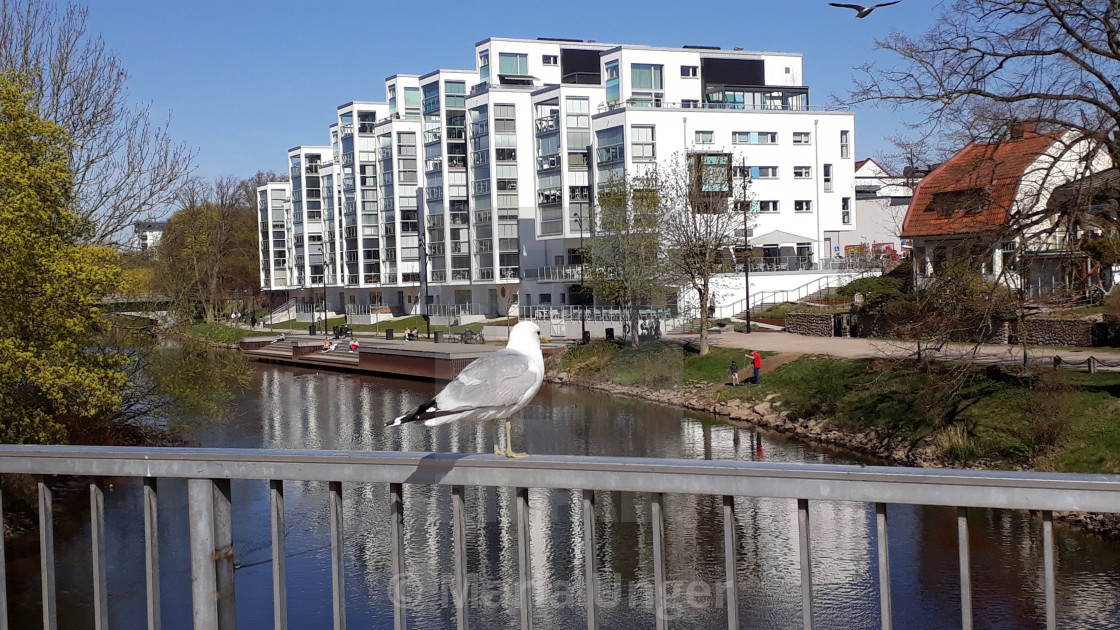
left=541, top=338, right=550, bottom=343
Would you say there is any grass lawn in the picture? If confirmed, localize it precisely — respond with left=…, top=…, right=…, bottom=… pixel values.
left=189, top=322, right=274, bottom=343
left=711, top=355, right=1120, bottom=473
left=559, top=340, right=775, bottom=388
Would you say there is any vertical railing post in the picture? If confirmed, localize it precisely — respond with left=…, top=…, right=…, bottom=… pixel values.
left=515, top=487, right=534, bottom=630
left=213, top=479, right=236, bottom=629
left=389, top=483, right=407, bottom=630
left=452, top=486, right=469, bottom=630
left=798, top=498, right=812, bottom=630
left=37, top=477, right=57, bottom=630
left=1043, top=511, right=1056, bottom=630
left=958, top=507, right=973, bottom=630
left=270, top=480, right=288, bottom=630
left=90, top=480, right=108, bottom=630
left=582, top=490, right=598, bottom=630
left=144, top=477, right=160, bottom=630
left=722, top=496, right=738, bottom=630
left=876, top=503, right=892, bottom=630
left=329, top=481, right=346, bottom=630
left=0, top=483, right=7, bottom=630
left=651, top=492, right=667, bottom=630
left=187, top=479, right=218, bottom=629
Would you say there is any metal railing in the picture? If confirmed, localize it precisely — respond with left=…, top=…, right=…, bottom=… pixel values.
left=424, top=303, right=482, bottom=318
left=2, top=445, right=1115, bottom=630
left=519, top=305, right=678, bottom=323
left=712, top=267, right=883, bottom=319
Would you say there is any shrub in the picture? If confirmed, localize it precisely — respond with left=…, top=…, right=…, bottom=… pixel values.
left=559, top=341, right=621, bottom=376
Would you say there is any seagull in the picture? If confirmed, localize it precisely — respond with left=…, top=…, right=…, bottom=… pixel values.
left=829, top=1, right=901, bottom=17
left=388, top=321, right=545, bottom=457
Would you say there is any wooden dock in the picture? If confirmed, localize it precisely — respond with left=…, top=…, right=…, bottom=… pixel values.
left=239, top=335, right=500, bottom=381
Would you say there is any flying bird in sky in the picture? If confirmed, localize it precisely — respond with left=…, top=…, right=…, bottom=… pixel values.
left=388, top=321, right=545, bottom=457
left=829, top=1, right=902, bottom=17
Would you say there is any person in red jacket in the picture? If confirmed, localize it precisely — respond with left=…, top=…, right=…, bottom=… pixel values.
left=748, top=350, right=762, bottom=384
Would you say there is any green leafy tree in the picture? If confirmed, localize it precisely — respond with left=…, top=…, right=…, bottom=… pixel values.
left=0, top=73, right=126, bottom=443
left=156, top=201, right=258, bottom=322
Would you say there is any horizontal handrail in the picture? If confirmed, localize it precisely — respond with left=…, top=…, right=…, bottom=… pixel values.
left=4, top=446, right=1119, bottom=512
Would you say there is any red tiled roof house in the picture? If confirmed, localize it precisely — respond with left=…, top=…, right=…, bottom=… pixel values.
left=900, top=128, right=1112, bottom=296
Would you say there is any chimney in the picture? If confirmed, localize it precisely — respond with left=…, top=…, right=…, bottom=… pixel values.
left=1009, top=121, right=1024, bottom=140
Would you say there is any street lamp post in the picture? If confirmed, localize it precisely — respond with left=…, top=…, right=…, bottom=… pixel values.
left=743, top=206, right=752, bottom=334
left=419, top=231, right=431, bottom=339
left=573, top=211, right=587, bottom=343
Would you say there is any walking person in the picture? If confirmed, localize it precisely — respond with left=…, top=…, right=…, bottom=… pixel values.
left=749, top=350, right=762, bottom=384
left=729, top=360, right=740, bottom=386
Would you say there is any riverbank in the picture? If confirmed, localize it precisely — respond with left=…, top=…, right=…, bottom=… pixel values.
left=549, top=340, right=1120, bottom=538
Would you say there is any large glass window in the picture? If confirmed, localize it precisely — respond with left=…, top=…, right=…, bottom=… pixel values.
left=631, top=126, right=655, bottom=161
left=445, top=81, right=466, bottom=108
left=605, top=61, right=620, bottom=104
left=823, top=164, right=833, bottom=192
left=630, top=63, right=664, bottom=107
left=479, top=51, right=490, bottom=84
left=498, top=52, right=528, bottom=75
left=565, top=97, right=589, bottom=128
left=840, top=131, right=851, bottom=159
left=404, top=87, right=421, bottom=119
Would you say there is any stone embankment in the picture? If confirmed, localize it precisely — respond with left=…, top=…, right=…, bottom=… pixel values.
left=547, top=370, right=1120, bottom=539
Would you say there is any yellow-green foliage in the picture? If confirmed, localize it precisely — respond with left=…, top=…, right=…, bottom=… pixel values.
left=0, top=74, right=126, bottom=443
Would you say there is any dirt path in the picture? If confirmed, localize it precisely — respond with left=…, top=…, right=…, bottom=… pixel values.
left=673, top=330, right=1120, bottom=371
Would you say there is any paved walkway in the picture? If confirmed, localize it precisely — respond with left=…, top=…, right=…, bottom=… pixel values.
left=672, top=330, right=1120, bottom=371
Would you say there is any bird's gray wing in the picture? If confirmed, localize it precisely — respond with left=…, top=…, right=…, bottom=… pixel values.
left=435, top=350, right=540, bottom=410
left=873, top=1, right=901, bottom=7
left=829, top=3, right=866, bottom=8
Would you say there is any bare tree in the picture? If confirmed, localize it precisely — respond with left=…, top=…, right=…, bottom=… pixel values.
left=586, top=172, right=671, bottom=346
left=658, top=154, right=753, bottom=355
left=850, top=0, right=1119, bottom=170
left=0, top=0, right=195, bottom=245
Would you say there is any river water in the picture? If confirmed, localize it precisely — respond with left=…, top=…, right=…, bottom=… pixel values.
left=7, top=362, right=1120, bottom=629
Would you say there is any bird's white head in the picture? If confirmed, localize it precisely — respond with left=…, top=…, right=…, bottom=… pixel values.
left=506, top=321, right=543, bottom=354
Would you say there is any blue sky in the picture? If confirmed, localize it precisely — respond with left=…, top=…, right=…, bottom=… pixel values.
left=85, top=0, right=941, bottom=183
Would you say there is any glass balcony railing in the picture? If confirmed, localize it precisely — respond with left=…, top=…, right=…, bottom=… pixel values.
left=535, top=113, right=560, bottom=135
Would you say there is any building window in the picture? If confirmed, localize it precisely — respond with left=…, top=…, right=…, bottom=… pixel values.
left=795, top=200, right=813, bottom=213
left=735, top=166, right=778, bottom=179
left=823, top=164, right=833, bottom=192
left=793, top=132, right=811, bottom=144
left=682, top=99, right=700, bottom=109
left=754, top=200, right=779, bottom=213
left=479, top=51, right=490, bottom=84
left=842, top=197, right=851, bottom=224
left=840, top=130, right=850, bottom=159
left=689, top=153, right=731, bottom=196
left=499, top=52, right=528, bottom=75
left=681, top=65, right=698, bottom=78
left=596, top=126, right=624, bottom=163
left=566, top=97, right=590, bottom=128
left=542, top=54, right=558, bottom=66
left=605, top=60, right=620, bottom=103
left=793, top=166, right=812, bottom=179
left=732, top=131, right=777, bottom=145
left=631, top=125, right=655, bottom=161
left=695, top=130, right=714, bottom=144
left=630, top=63, right=664, bottom=106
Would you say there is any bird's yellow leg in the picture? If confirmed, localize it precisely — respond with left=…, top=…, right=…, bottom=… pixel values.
left=492, top=420, right=506, bottom=457
left=504, top=418, right=529, bottom=458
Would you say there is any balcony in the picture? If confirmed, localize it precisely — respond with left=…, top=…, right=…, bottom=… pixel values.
left=358, top=122, right=376, bottom=134
left=305, top=163, right=320, bottom=175
left=430, top=270, right=447, bottom=282
left=473, top=210, right=492, bottom=224
left=476, top=268, right=494, bottom=280
left=537, top=154, right=561, bottom=171
left=535, top=113, right=560, bottom=135
left=532, top=265, right=584, bottom=283
left=424, top=130, right=442, bottom=145
left=499, top=266, right=520, bottom=280
left=470, top=121, right=488, bottom=137
left=450, top=269, right=471, bottom=281
left=446, top=128, right=466, bottom=140
left=340, top=124, right=354, bottom=137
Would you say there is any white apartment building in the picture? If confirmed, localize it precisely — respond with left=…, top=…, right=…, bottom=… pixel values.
left=257, top=37, right=858, bottom=321
left=129, top=220, right=167, bottom=252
